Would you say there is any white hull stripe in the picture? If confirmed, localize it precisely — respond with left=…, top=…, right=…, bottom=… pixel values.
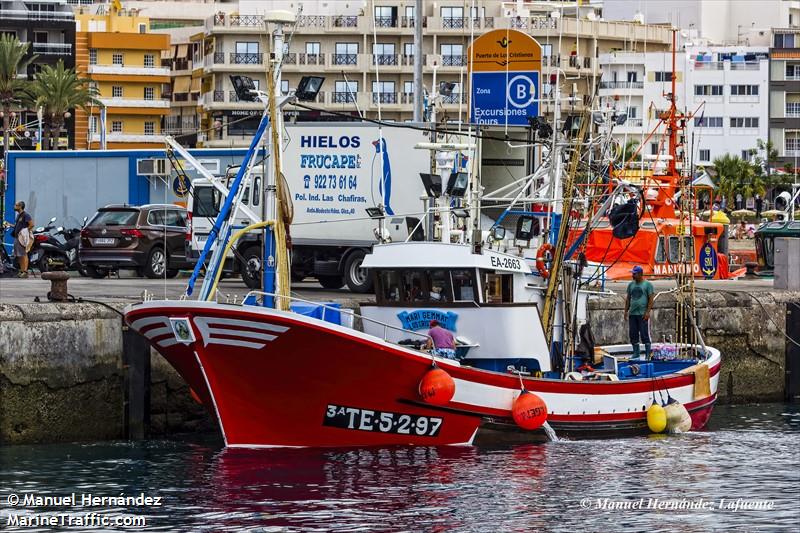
left=451, top=373, right=720, bottom=416
left=194, top=316, right=286, bottom=350
left=130, top=316, right=169, bottom=333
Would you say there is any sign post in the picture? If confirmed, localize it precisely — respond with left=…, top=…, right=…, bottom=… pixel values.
left=468, top=29, right=542, bottom=126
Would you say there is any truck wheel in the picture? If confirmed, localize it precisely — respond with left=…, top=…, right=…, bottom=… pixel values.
left=343, top=250, right=373, bottom=293
left=240, top=247, right=262, bottom=289
left=318, top=275, right=344, bottom=290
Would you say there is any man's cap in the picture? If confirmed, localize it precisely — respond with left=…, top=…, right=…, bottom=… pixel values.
left=631, top=265, right=643, bottom=274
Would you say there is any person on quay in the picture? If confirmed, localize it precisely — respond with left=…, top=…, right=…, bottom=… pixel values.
left=624, top=265, right=654, bottom=359
left=10, top=201, right=33, bottom=278
left=425, top=320, right=457, bottom=360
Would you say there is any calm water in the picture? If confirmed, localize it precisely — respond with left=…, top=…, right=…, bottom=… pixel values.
left=1, top=404, right=798, bottom=532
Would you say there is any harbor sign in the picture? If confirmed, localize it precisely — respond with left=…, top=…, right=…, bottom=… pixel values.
left=468, top=29, right=542, bottom=126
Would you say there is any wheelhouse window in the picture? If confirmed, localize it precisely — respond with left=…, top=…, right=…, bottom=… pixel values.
left=655, top=236, right=666, bottom=263
left=683, top=236, right=694, bottom=261
left=482, top=271, right=513, bottom=304
left=375, top=269, right=477, bottom=305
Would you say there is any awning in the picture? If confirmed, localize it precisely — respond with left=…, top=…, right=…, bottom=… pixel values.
left=177, top=44, right=189, bottom=59
left=173, top=76, right=191, bottom=93
left=161, top=49, right=172, bottom=59
left=190, top=77, right=201, bottom=93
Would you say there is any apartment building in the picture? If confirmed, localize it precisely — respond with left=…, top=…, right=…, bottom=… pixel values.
left=0, top=0, right=76, bottom=148
left=184, top=0, right=671, bottom=147
left=599, top=46, right=769, bottom=166
left=160, top=27, right=202, bottom=146
left=73, top=5, right=170, bottom=149
left=769, top=27, right=800, bottom=169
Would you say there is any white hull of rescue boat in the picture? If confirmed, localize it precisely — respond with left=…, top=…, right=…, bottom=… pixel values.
left=124, top=300, right=721, bottom=447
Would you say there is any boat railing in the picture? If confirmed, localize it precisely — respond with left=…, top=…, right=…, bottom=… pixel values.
left=243, top=291, right=433, bottom=346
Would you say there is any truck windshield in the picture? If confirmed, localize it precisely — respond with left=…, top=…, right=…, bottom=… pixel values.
left=194, top=186, right=221, bottom=217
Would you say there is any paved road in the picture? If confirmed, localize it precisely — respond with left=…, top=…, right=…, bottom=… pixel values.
left=0, top=272, right=371, bottom=305
left=0, top=271, right=778, bottom=305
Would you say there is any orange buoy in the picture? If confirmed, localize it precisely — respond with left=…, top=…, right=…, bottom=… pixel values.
left=418, top=364, right=456, bottom=406
left=512, top=390, right=548, bottom=430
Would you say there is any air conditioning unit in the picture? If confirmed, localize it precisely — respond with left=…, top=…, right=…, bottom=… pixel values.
left=137, top=158, right=168, bottom=176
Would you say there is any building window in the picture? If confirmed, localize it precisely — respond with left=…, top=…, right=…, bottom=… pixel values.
left=144, top=87, right=155, bottom=100
left=373, top=43, right=396, bottom=65
left=694, top=116, right=722, bottom=128
left=334, top=42, right=358, bottom=65
left=404, top=43, right=415, bottom=57
left=786, top=131, right=800, bottom=155
left=89, top=49, right=97, bottom=65
left=627, top=71, right=638, bottom=82
left=138, top=23, right=146, bottom=34
left=441, top=44, right=464, bottom=66
left=626, top=106, right=638, bottom=118
left=441, top=6, right=464, bottom=28
left=699, top=149, right=710, bottom=161
left=694, top=84, right=722, bottom=96
left=144, top=54, right=155, bottom=68
left=786, top=63, right=800, bottom=80
left=730, top=84, right=758, bottom=96
left=742, top=150, right=750, bottom=160
left=774, top=33, right=796, bottom=48
left=112, top=121, right=122, bottom=133
left=144, top=122, right=155, bottom=135
left=112, top=86, right=123, bottom=98
left=650, top=142, right=659, bottom=155
left=372, top=81, right=396, bottom=103
left=333, top=80, right=358, bottom=102
left=305, top=42, right=320, bottom=56
left=89, top=116, right=98, bottom=134
left=654, top=72, right=672, bottom=82
left=730, top=117, right=759, bottom=128
left=403, top=81, right=414, bottom=95
left=112, top=53, right=124, bottom=66
left=374, top=5, right=396, bottom=27
left=281, top=80, right=289, bottom=95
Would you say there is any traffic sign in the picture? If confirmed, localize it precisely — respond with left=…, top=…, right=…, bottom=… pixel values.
left=468, top=29, right=542, bottom=126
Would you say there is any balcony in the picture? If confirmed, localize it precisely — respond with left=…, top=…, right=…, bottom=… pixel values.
left=441, top=55, right=466, bottom=67
left=0, top=9, right=74, bottom=22
left=729, top=61, right=761, bottom=70
left=694, top=61, right=724, bottom=70
left=373, top=54, right=398, bottom=66
left=90, top=133, right=165, bottom=143
left=88, top=65, right=171, bottom=77
left=599, top=81, right=643, bottom=89
left=230, top=52, right=262, bottom=65
left=508, top=16, right=557, bottom=30
left=374, top=16, right=397, bottom=28
left=213, top=90, right=225, bottom=102
left=332, top=15, right=358, bottom=28
left=31, top=42, right=72, bottom=56
left=333, top=53, right=358, bottom=66
left=372, top=92, right=398, bottom=104
left=98, top=98, right=170, bottom=109
left=441, top=93, right=467, bottom=105
left=297, top=15, right=326, bottom=29
left=787, top=102, right=800, bottom=117
left=400, top=16, right=427, bottom=28
left=332, top=92, right=357, bottom=104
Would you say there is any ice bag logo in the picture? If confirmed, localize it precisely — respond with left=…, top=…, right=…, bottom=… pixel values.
left=397, top=310, right=458, bottom=331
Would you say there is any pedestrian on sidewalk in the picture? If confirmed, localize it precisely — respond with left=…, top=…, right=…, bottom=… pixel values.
left=624, top=265, right=654, bottom=359
left=11, top=201, right=33, bottom=278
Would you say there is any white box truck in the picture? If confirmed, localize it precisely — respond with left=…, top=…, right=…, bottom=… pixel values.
left=186, top=122, right=432, bottom=292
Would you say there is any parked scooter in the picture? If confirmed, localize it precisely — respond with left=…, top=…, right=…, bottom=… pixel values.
left=30, top=217, right=90, bottom=276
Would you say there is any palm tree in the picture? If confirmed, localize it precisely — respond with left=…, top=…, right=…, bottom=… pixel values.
left=619, top=139, right=640, bottom=163
left=27, top=60, right=98, bottom=150
left=0, top=35, right=34, bottom=217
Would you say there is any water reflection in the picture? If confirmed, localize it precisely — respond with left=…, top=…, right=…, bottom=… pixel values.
left=0, top=404, right=797, bottom=532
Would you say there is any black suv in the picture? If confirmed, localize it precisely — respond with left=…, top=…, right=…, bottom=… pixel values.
left=79, top=204, right=192, bottom=278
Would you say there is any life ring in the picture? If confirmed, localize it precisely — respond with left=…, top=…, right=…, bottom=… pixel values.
left=535, top=243, right=555, bottom=278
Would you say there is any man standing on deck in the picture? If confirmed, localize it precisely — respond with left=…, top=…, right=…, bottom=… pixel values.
left=624, top=265, right=654, bottom=359
left=425, top=320, right=457, bottom=360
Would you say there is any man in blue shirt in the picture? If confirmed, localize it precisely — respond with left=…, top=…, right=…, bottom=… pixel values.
left=624, top=265, right=654, bottom=359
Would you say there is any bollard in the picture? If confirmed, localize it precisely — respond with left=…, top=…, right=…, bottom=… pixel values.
left=41, top=271, right=71, bottom=301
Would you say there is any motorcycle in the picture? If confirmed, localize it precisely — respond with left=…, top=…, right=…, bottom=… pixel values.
left=31, top=217, right=90, bottom=276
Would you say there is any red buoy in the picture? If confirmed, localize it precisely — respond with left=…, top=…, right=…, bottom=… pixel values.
left=418, top=365, right=456, bottom=406
left=512, top=390, right=548, bottom=430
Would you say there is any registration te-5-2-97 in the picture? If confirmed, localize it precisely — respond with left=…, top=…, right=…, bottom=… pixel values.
left=323, top=404, right=443, bottom=437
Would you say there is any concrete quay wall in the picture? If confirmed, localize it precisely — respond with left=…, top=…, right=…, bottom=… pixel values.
left=0, top=290, right=796, bottom=444
left=0, top=303, right=212, bottom=445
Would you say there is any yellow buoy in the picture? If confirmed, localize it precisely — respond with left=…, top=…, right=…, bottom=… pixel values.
left=646, top=402, right=667, bottom=433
